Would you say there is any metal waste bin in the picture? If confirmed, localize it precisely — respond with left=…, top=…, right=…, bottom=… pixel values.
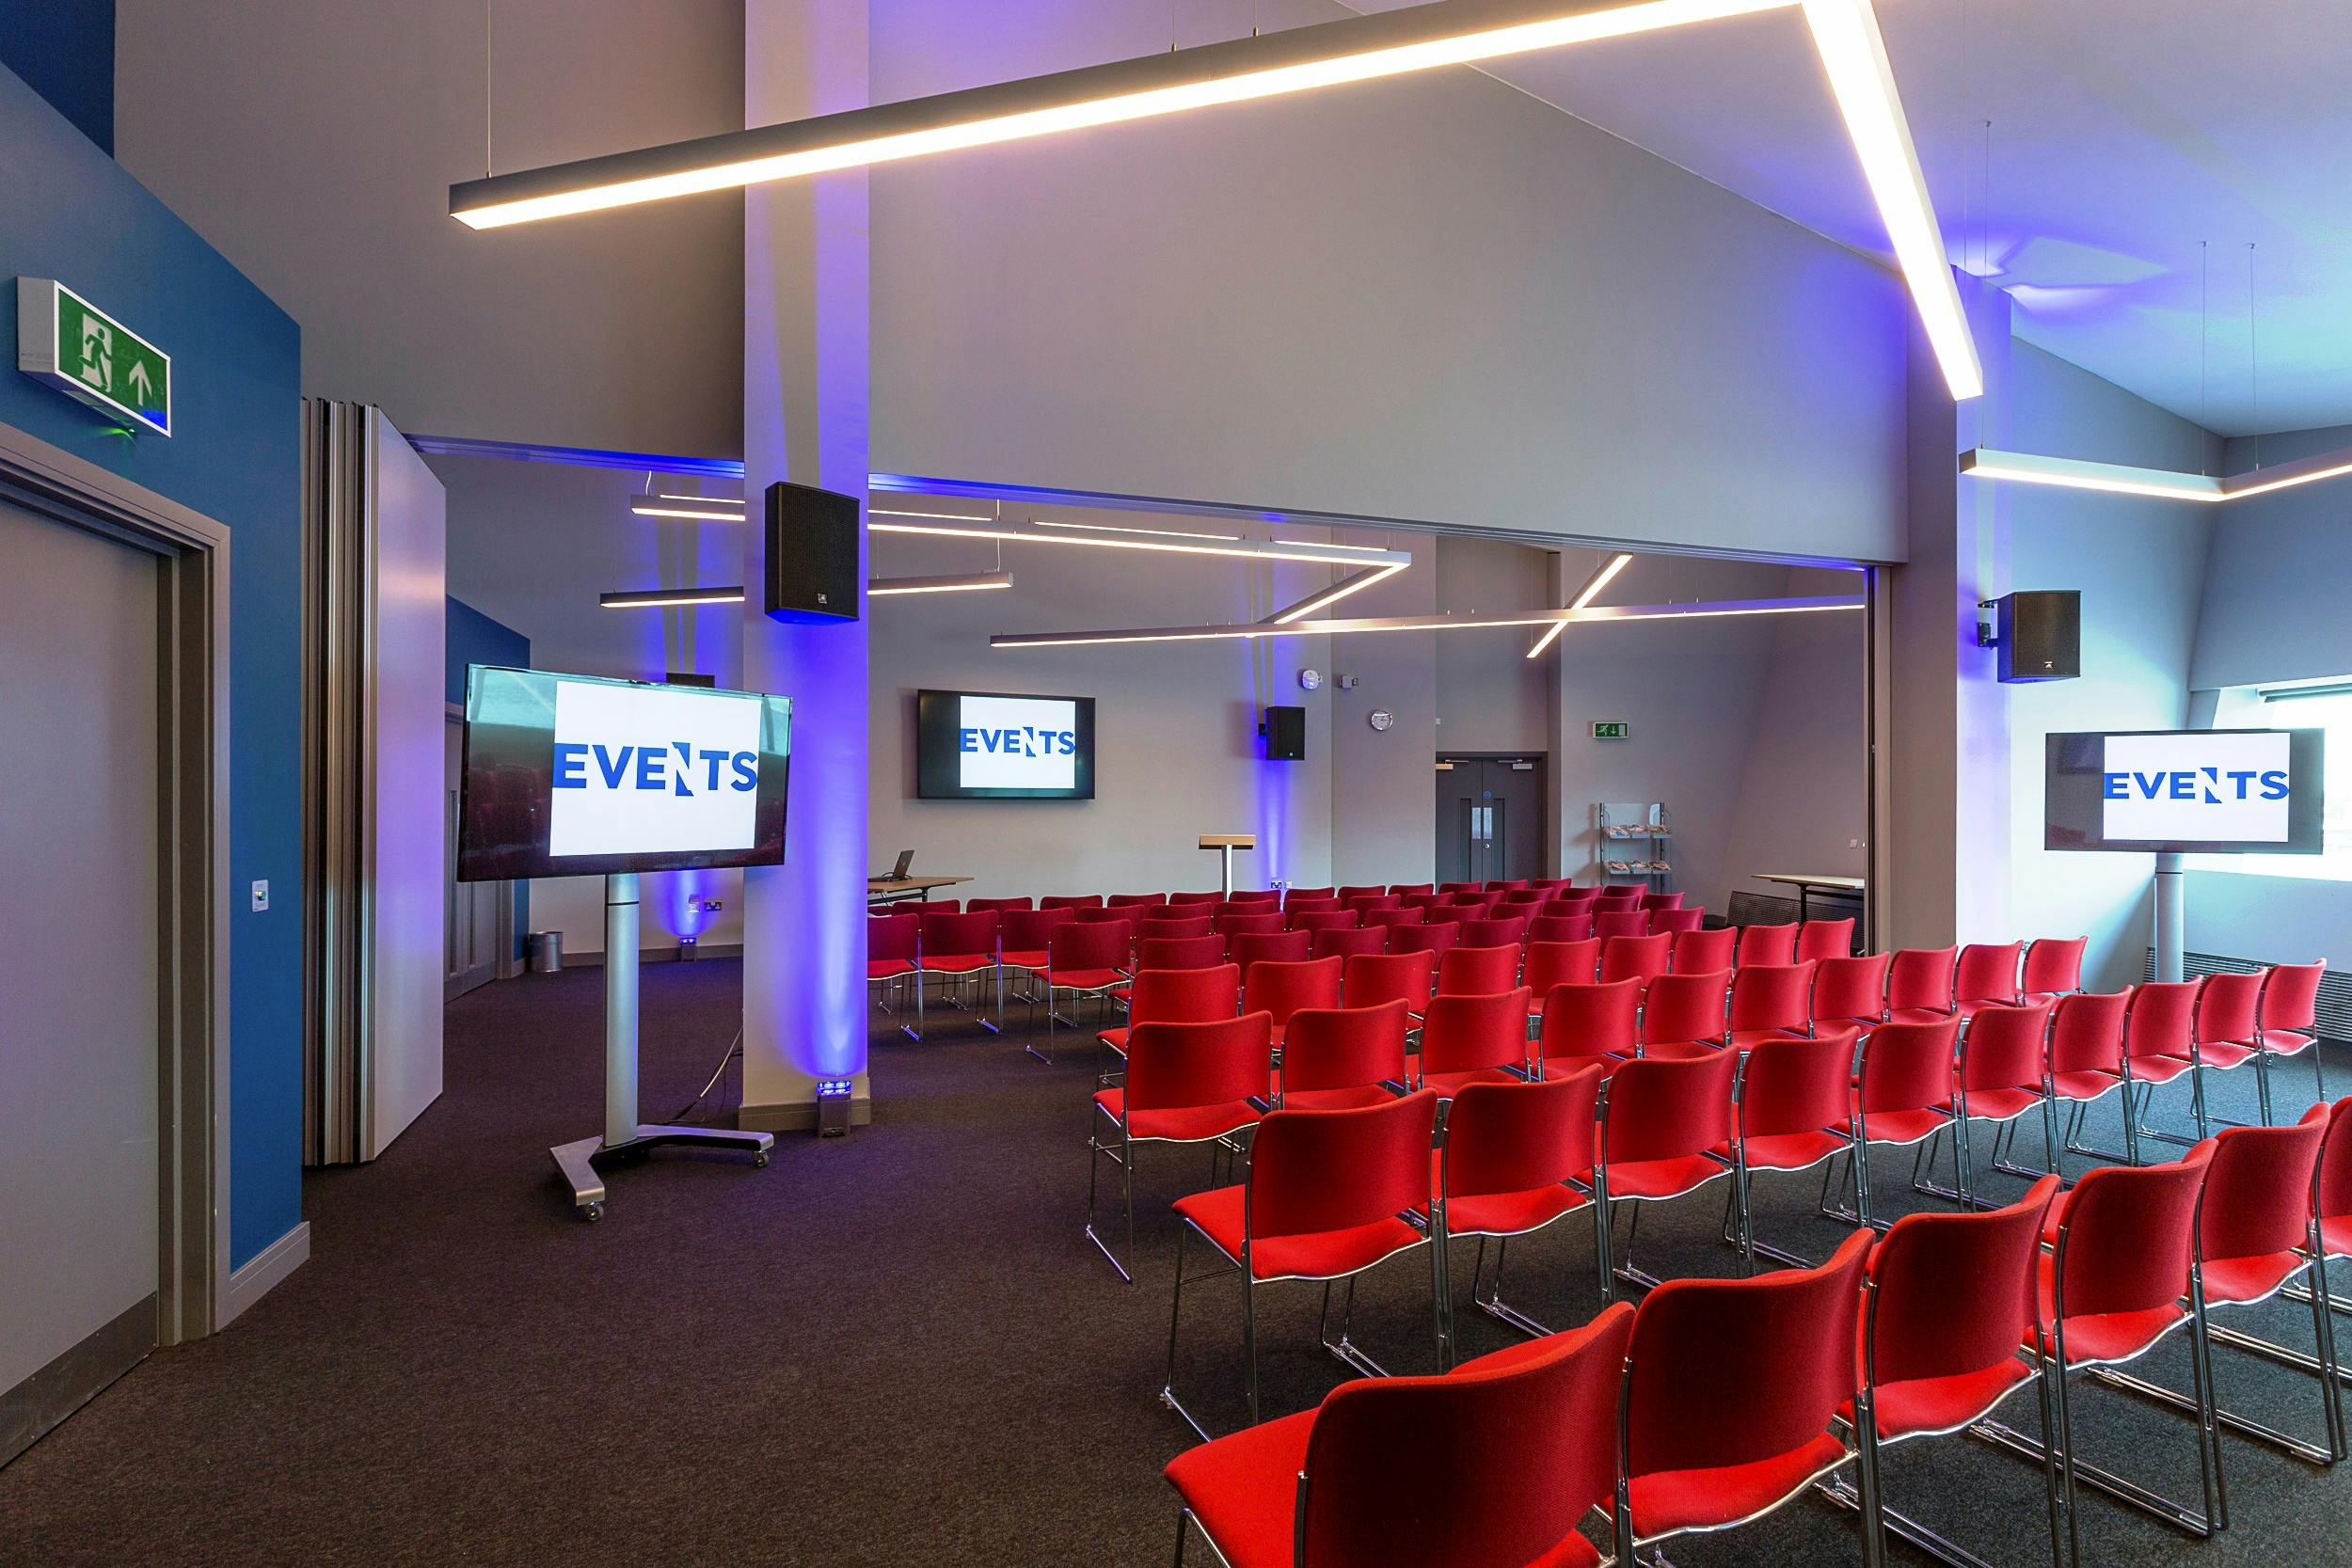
left=527, top=930, right=564, bottom=974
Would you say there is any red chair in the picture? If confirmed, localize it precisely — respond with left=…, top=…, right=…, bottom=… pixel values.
left=1168, top=891, right=1224, bottom=907
left=1397, top=893, right=1448, bottom=912
left=2187, top=970, right=2266, bottom=1141
left=1640, top=891, right=1685, bottom=912
left=1439, top=1069, right=1607, bottom=1345
left=1244, top=956, right=1343, bottom=1049
left=2041, top=990, right=2135, bottom=1175
left=1230, top=929, right=1312, bottom=977
left=1522, top=939, right=1601, bottom=1009
left=1285, top=886, right=1338, bottom=903
left=1343, top=895, right=1400, bottom=916
left=1614, top=1228, right=1873, bottom=1559
left=1527, top=877, right=1574, bottom=892
left=1597, top=1052, right=1739, bottom=1296
left=1288, top=910, right=1361, bottom=935
left=1553, top=886, right=1602, bottom=907
left=1388, top=882, right=1435, bottom=898
left=2255, top=959, right=2330, bottom=1124
left=1459, top=915, right=1529, bottom=950
left=1528, top=911, right=1595, bottom=944
left=1340, top=950, right=1434, bottom=1015
left=1282, top=897, right=1344, bottom=922
left=1138, top=915, right=1216, bottom=942
left=1670, top=925, right=1736, bottom=974
left=1226, top=890, right=1281, bottom=906
left=1109, top=892, right=1170, bottom=909
left=997, top=907, right=1073, bottom=1008
left=1496, top=890, right=1549, bottom=911
left=1216, top=911, right=1287, bottom=944
left=1039, top=920, right=1130, bottom=1065
left=1593, top=909, right=1650, bottom=942
left=1538, top=978, right=1642, bottom=1083
left=916, top=910, right=1002, bottom=1035
left=1724, top=1031, right=1862, bottom=1270
left=899, top=897, right=961, bottom=915
left=964, top=895, right=1033, bottom=913
left=1336, top=883, right=1389, bottom=903
left=1845, top=1178, right=2062, bottom=1568
left=1844, top=1019, right=1960, bottom=1227
left=1885, top=945, right=1958, bottom=1025
left=1735, top=922, right=1798, bottom=967
left=1136, top=934, right=1229, bottom=974
left=1434, top=943, right=1520, bottom=1002
left=1390, top=921, right=1459, bottom=962
left=1100, top=963, right=1242, bottom=1063
left=1415, top=989, right=1534, bottom=1097
left=1279, top=1001, right=1408, bottom=1112
left=1598, top=931, right=1671, bottom=991
left=1941, top=1002, right=2054, bottom=1206
left=1309, top=925, right=1385, bottom=962
left=1166, top=1092, right=1444, bottom=1433
left=1362, top=905, right=1427, bottom=930
left=1796, top=917, right=1856, bottom=963
left=867, top=911, right=920, bottom=1038
left=1978, top=1147, right=2220, bottom=1565
left=1485, top=879, right=1531, bottom=894
left=1953, top=942, right=2026, bottom=1022
left=1727, top=961, right=1816, bottom=1052
left=1595, top=887, right=1644, bottom=911
left=1635, top=969, right=1730, bottom=1062
left=2121, top=980, right=2202, bottom=1156
left=2023, top=936, right=2089, bottom=1006
left=1041, top=894, right=1104, bottom=911
left=1073, top=904, right=1139, bottom=926
left=1164, top=1300, right=1633, bottom=1568
left=1653, top=907, right=1704, bottom=937
left=1811, top=952, right=1891, bottom=1035
left=1089, top=1013, right=1272, bottom=1282
left=1438, top=880, right=1483, bottom=895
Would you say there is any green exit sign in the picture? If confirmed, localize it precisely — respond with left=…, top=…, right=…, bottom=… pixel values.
left=17, top=277, right=172, bottom=437
left=1591, top=721, right=1630, bottom=740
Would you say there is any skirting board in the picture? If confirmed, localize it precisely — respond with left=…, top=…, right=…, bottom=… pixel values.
left=739, top=1097, right=875, bottom=1134
left=550, top=942, right=744, bottom=969
left=220, top=1220, right=311, bottom=1330
left=0, top=1292, right=153, bottom=1468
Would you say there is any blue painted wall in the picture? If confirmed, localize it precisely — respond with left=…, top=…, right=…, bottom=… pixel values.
left=448, top=596, right=533, bottom=958
left=2, top=1, right=114, bottom=154
left=0, top=64, right=304, bottom=1270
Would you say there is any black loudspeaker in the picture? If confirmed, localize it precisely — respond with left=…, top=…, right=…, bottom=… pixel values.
left=764, top=481, right=861, bottom=624
left=1263, top=705, right=1306, bottom=760
left=1992, top=590, right=2080, bottom=683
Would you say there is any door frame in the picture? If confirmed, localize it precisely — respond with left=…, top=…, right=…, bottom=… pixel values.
left=0, top=422, right=231, bottom=1347
left=1435, top=752, right=1550, bottom=883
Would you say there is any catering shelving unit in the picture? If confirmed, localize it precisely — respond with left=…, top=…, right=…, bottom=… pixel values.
left=1597, top=801, right=1672, bottom=893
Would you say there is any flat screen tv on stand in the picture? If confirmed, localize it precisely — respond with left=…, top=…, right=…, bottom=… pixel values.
left=459, top=665, right=794, bottom=1218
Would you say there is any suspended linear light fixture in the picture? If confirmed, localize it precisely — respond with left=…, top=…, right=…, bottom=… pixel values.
left=630, top=493, right=747, bottom=521
left=1527, top=552, right=1633, bottom=657
left=600, top=586, right=745, bottom=609
left=991, top=594, right=1860, bottom=649
left=868, top=569, right=1016, bottom=596
left=868, top=515, right=1411, bottom=571
left=1032, top=518, right=1242, bottom=542
left=1266, top=562, right=1410, bottom=624
left=869, top=505, right=996, bottom=523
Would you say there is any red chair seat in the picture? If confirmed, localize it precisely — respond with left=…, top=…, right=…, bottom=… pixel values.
left=921, top=953, right=994, bottom=975
left=1174, top=1185, right=1424, bottom=1282
left=1628, top=1433, right=1850, bottom=1540
left=1280, top=1084, right=1396, bottom=1113
left=2035, top=1258, right=2185, bottom=1366
left=2130, top=1053, right=2195, bottom=1086
left=2049, top=1069, right=2122, bottom=1102
left=1445, top=1164, right=1592, bottom=1239
left=2198, top=1039, right=2258, bottom=1070
left=2023, top=990, right=2070, bottom=1008
left=1054, top=966, right=1125, bottom=990
left=1542, top=1054, right=1631, bottom=1082
left=866, top=959, right=914, bottom=980
left=1719, top=1130, right=1847, bottom=1173
left=1641, top=1039, right=1721, bottom=1063
left=1953, top=999, right=2010, bottom=1023
left=1851, top=1099, right=1949, bottom=1147
left=1606, top=1153, right=1730, bottom=1201
left=1000, top=947, right=1049, bottom=971
left=2260, top=1027, right=2318, bottom=1057
left=1963, top=1086, right=2041, bottom=1123
left=1421, top=1066, right=1523, bottom=1098
left=1726, top=1027, right=1805, bottom=1053
left=2203, top=1249, right=2305, bottom=1307
left=1097, top=1026, right=1130, bottom=1055
left=1886, top=1006, right=1955, bottom=1027
left=1092, top=1087, right=1259, bottom=1145
left=1843, top=1357, right=2033, bottom=1442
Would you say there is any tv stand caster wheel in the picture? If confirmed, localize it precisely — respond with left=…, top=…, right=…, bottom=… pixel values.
left=754, top=1152, right=770, bottom=1168
left=581, top=1201, right=604, bottom=1223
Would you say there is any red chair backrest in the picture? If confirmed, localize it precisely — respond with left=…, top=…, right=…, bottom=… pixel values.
left=2261, top=959, right=2326, bottom=1036
left=2123, top=981, right=2200, bottom=1066
left=964, top=895, right=1033, bottom=913
left=1297, top=1302, right=1633, bottom=1568
left=1391, top=921, right=1460, bottom=958
left=1072, top=905, right=1135, bottom=924
left=1290, top=910, right=1362, bottom=934
left=1737, top=1031, right=1854, bottom=1141
left=1529, top=912, right=1595, bottom=944
left=1460, top=915, right=1529, bottom=950
left=2195, top=970, right=2265, bottom=1049
left=1729, top=961, right=1817, bottom=1036
left=1954, top=942, right=2025, bottom=1007
left=1553, top=886, right=1601, bottom=907
left=1594, top=910, right=1651, bottom=942
left=1886, top=946, right=1957, bottom=1014
left=1595, top=888, right=1644, bottom=909
left=1287, top=886, right=1339, bottom=902
left=903, top=898, right=961, bottom=915
left=1282, top=1001, right=1409, bottom=1098
left=1040, top=894, right=1104, bottom=910
left=1795, top=918, right=1855, bottom=963
left=919, top=910, right=999, bottom=958
left=1867, top=1179, right=2058, bottom=1387
left=1226, top=890, right=1281, bottom=905
left=868, top=911, right=918, bottom=962
left=1337, top=884, right=1389, bottom=903
left=1107, top=893, right=1168, bottom=909
left=1598, top=932, right=1672, bottom=989
left=1856, top=1018, right=1959, bottom=1117
left=1735, top=922, right=1798, bottom=968
left=1623, top=1229, right=1872, bottom=1480
left=2047, top=1145, right=2214, bottom=1323
left=1960, top=1002, right=2053, bottom=1094
left=2023, top=936, right=2088, bottom=996
left=1640, top=892, right=1685, bottom=911
left=1342, top=950, right=1435, bottom=1011
left=1344, top=895, right=1402, bottom=915
left=1136, top=934, right=1228, bottom=972
left=1811, top=952, right=1890, bottom=1026
left=999, top=907, right=1073, bottom=953
left=1603, top=1052, right=1737, bottom=1165
left=1284, top=899, right=1345, bottom=924
left=1652, top=907, right=1704, bottom=936
left=1231, top=929, right=1314, bottom=977
left=1438, top=881, right=1483, bottom=895
left=1640, top=970, right=1730, bottom=1051
left=1445, top=1069, right=1600, bottom=1200
left=1168, top=891, right=1224, bottom=907
left=1671, top=926, right=1736, bottom=975
left=1311, top=925, right=1387, bottom=961
left=2319, top=1098, right=2352, bottom=1235
left=2047, top=990, right=2130, bottom=1079
left=1523, top=939, right=1601, bottom=995
left=1244, top=956, right=1343, bottom=1025
left=1437, top=943, right=1521, bottom=998
left=1137, top=915, right=1215, bottom=940
left=1124, top=1013, right=1273, bottom=1113
left=1419, top=989, right=1534, bottom=1080
left=1540, top=978, right=1641, bottom=1066
left=1363, top=906, right=1428, bottom=930
left=1496, top=889, right=1549, bottom=908
left=1046, top=919, right=1127, bottom=971
left=1389, top=883, right=1436, bottom=898
left=1125, top=963, right=1241, bottom=1026
left=2200, top=1111, right=2328, bottom=1265
left=1485, top=879, right=1532, bottom=894
left=1247, top=1091, right=1438, bottom=1243
left=1215, top=912, right=1287, bottom=941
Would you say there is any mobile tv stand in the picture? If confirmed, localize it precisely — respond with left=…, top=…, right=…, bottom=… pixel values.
left=552, top=872, right=772, bottom=1220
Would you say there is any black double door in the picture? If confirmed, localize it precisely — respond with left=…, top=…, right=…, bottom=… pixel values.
left=1435, top=754, right=1548, bottom=886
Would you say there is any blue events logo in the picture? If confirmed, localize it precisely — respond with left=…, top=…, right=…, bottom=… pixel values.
left=553, top=741, right=758, bottom=797
left=960, top=725, right=1077, bottom=758
left=2102, top=766, right=2288, bottom=804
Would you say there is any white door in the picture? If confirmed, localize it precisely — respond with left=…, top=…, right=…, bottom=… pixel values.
left=0, top=498, right=161, bottom=1439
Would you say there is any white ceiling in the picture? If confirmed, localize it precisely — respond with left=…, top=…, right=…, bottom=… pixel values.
left=1354, top=0, right=2352, bottom=436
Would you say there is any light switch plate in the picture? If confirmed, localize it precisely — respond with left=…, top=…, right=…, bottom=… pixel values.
left=250, top=879, right=270, bottom=912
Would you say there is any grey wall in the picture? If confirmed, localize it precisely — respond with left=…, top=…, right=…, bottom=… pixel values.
left=866, top=0, right=1909, bottom=563
left=1435, top=539, right=1553, bottom=756
left=2191, top=421, right=2352, bottom=691
left=1718, top=605, right=1869, bottom=911
left=114, top=0, right=745, bottom=454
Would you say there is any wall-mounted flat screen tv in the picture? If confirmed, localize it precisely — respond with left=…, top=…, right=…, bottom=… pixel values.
left=458, top=666, right=792, bottom=879
left=2044, top=727, right=2324, bottom=854
left=915, top=689, right=1095, bottom=800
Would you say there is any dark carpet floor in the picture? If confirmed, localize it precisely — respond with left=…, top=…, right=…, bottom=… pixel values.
left=4, top=959, right=2347, bottom=1566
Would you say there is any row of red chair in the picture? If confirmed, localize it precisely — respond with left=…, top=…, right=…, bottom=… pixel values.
left=1161, top=1088, right=2352, bottom=1568
left=886, top=879, right=1677, bottom=916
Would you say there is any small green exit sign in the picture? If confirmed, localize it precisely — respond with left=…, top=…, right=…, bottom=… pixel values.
left=17, top=277, right=172, bottom=437
left=1591, top=721, right=1630, bottom=740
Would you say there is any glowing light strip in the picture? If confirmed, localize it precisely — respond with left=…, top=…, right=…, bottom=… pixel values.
left=993, top=594, right=1860, bottom=647
left=1961, top=449, right=2226, bottom=503
left=871, top=506, right=995, bottom=522
left=599, top=586, right=745, bottom=608
left=1033, top=518, right=1241, bottom=542
left=452, top=0, right=1794, bottom=228
left=2228, top=451, right=2352, bottom=499
left=1528, top=552, right=1633, bottom=657
left=1802, top=0, right=1981, bottom=402
left=870, top=516, right=1408, bottom=569
left=1269, top=562, right=1409, bottom=624
left=631, top=492, right=748, bottom=521
left=868, top=569, right=1016, bottom=596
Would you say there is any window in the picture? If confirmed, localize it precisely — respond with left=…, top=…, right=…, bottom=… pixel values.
left=2192, top=684, right=2352, bottom=880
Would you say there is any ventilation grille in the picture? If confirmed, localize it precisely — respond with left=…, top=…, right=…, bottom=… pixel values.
left=2142, top=949, right=2352, bottom=1045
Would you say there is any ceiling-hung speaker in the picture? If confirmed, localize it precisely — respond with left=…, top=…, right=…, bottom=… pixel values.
left=1262, top=705, right=1306, bottom=761
left=1994, top=590, right=2079, bottom=683
left=764, top=482, right=861, bottom=624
